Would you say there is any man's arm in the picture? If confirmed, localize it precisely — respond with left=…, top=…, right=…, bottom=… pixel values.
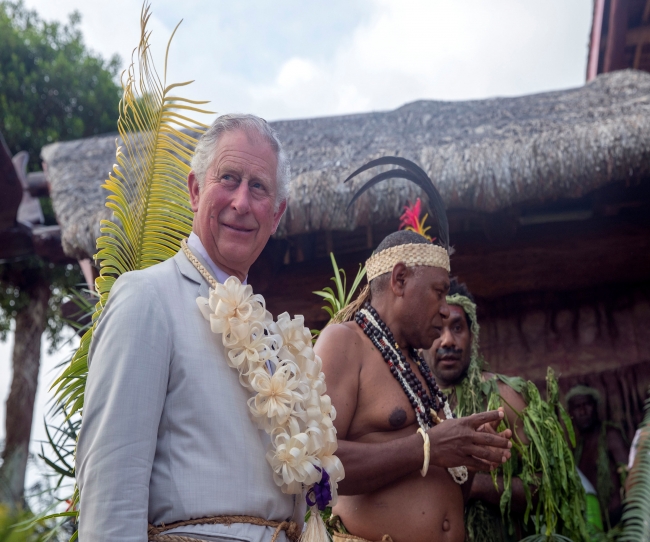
left=469, top=382, right=531, bottom=512
left=607, top=425, right=630, bottom=500
left=607, top=426, right=630, bottom=467
left=317, top=325, right=511, bottom=496
left=76, top=273, right=171, bottom=542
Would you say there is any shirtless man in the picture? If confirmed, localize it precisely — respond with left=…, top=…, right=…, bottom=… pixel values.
left=422, top=279, right=530, bottom=540
left=316, top=231, right=512, bottom=542
left=567, top=386, right=629, bottom=528
left=422, top=278, right=589, bottom=541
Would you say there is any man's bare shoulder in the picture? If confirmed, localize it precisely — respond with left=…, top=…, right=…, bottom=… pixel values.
left=315, top=322, right=365, bottom=368
left=314, top=322, right=365, bottom=358
left=320, top=320, right=359, bottom=335
left=498, top=381, right=528, bottom=411
left=481, top=371, right=528, bottom=407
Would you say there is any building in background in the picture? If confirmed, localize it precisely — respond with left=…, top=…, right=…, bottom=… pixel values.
left=588, top=0, right=650, bottom=79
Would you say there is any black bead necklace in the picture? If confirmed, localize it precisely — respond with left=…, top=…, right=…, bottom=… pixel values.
left=354, top=301, right=455, bottom=430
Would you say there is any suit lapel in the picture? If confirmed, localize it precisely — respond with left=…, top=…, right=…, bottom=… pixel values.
left=173, top=247, right=215, bottom=298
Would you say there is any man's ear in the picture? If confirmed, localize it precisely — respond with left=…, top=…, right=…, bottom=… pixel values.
left=390, top=263, right=408, bottom=297
left=271, top=199, right=287, bottom=235
left=188, top=170, right=200, bottom=212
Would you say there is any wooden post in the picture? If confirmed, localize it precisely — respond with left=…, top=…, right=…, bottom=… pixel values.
left=633, top=43, right=643, bottom=69
left=0, top=279, right=50, bottom=508
left=587, top=0, right=606, bottom=80
left=603, top=0, right=629, bottom=73
left=633, top=0, right=650, bottom=69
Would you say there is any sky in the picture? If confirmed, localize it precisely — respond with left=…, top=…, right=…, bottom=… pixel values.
left=0, top=0, right=594, bottom=471
left=18, top=0, right=594, bottom=121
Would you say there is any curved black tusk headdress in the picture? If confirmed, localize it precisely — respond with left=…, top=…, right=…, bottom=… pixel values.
left=344, top=156, right=449, bottom=250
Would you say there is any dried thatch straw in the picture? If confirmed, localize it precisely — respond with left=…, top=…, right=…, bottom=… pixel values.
left=42, top=70, right=650, bottom=260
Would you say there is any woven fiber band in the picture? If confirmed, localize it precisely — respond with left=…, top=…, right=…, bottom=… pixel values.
left=148, top=515, right=301, bottom=542
left=365, top=243, right=450, bottom=281
left=332, top=532, right=394, bottom=542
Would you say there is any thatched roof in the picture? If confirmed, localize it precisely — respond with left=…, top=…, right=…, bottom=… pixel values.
left=43, top=70, right=650, bottom=260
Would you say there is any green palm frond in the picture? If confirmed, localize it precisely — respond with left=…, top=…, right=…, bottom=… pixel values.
left=46, top=1, right=212, bottom=519
left=313, top=253, right=366, bottom=320
left=618, top=385, right=650, bottom=542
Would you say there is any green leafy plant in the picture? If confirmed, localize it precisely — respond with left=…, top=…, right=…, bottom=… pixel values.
left=0, top=0, right=119, bottom=509
left=36, top=296, right=91, bottom=536
left=514, top=370, right=586, bottom=541
left=44, top=3, right=212, bottom=534
left=618, top=385, right=650, bottom=542
left=313, top=253, right=366, bottom=322
left=0, top=1, right=121, bottom=171
left=0, top=506, right=54, bottom=542
left=463, top=366, right=588, bottom=542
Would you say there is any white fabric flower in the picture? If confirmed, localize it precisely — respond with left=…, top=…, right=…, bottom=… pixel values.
left=195, top=278, right=342, bottom=504
left=271, top=313, right=312, bottom=355
left=267, top=427, right=321, bottom=494
left=248, top=363, right=304, bottom=428
left=209, top=277, right=266, bottom=335
left=196, top=296, right=211, bottom=321
left=227, top=321, right=279, bottom=376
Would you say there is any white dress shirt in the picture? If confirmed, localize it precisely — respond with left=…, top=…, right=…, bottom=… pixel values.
left=187, top=231, right=247, bottom=285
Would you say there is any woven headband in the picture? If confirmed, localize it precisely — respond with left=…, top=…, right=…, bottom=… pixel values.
left=366, top=243, right=450, bottom=281
left=566, top=385, right=601, bottom=405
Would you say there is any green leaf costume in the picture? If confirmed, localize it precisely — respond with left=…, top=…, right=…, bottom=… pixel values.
left=445, top=294, right=589, bottom=542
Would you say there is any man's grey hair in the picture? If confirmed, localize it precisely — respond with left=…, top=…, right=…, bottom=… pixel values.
left=191, top=113, right=291, bottom=206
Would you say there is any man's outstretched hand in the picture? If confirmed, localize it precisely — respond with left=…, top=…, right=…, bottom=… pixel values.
left=427, top=408, right=512, bottom=471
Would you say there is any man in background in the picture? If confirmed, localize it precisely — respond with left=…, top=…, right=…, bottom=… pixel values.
left=422, top=278, right=587, bottom=542
left=567, top=385, right=629, bottom=530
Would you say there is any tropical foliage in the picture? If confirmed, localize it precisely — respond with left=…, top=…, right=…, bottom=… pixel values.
left=0, top=0, right=121, bottom=171
left=0, top=506, right=53, bottom=542
left=618, top=385, right=650, bottom=542
left=312, top=253, right=366, bottom=322
left=501, top=370, right=587, bottom=541
left=0, top=260, right=81, bottom=349
left=0, top=0, right=116, bottom=507
left=45, top=3, right=212, bottom=530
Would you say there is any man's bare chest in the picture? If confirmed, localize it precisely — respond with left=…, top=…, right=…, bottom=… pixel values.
left=347, top=342, right=434, bottom=441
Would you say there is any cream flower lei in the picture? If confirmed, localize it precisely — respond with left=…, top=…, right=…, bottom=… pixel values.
left=184, top=242, right=344, bottom=508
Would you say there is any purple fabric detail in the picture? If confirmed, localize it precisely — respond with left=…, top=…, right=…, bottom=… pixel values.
left=306, top=467, right=332, bottom=511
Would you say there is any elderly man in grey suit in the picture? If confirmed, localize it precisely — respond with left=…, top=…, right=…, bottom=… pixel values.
left=76, top=114, right=298, bottom=542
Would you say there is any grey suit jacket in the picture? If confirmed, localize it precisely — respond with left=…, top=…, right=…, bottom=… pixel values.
left=76, top=249, right=298, bottom=542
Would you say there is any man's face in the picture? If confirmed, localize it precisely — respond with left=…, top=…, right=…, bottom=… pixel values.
left=423, top=304, right=472, bottom=387
left=399, top=266, right=450, bottom=350
left=568, top=395, right=599, bottom=432
left=187, top=129, right=286, bottom=279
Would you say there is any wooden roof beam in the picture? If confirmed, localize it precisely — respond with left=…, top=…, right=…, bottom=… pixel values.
left=604, top=0, right=629, bottom=72
left=626, top=23, right=650, bottom=45
left=643, top=0, right=650, bottom=23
